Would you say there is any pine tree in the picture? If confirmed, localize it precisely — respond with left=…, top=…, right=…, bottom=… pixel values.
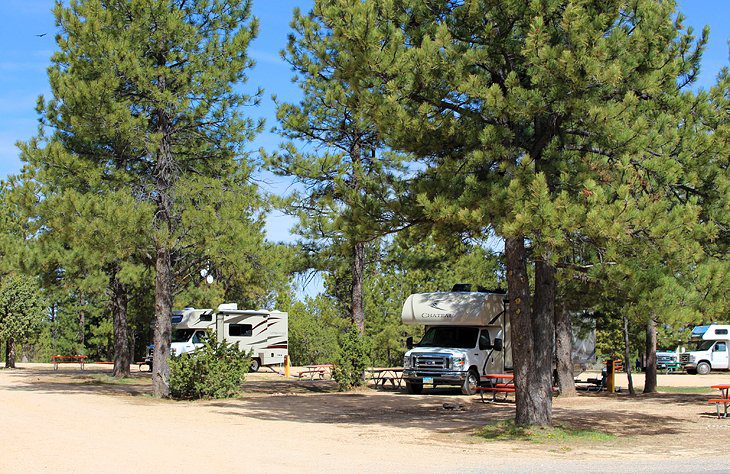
left=42, top=0, right=263, bottom=396
left=267, top=4, right=405, bottom=333
left=316, top=0, right=709, bottom=425
left=0, top=274, right=46, bottom=368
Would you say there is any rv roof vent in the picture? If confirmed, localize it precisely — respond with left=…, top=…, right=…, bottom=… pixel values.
left=217, top=303, right=238, bottom=311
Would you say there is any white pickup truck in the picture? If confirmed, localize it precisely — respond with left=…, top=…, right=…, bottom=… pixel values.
left=680, top=324, right=730, bottom=375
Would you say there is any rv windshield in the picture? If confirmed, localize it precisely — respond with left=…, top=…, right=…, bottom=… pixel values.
left=695, top=340, right=716, bottom=351
left=417, top=327, right=479, bottom=349
left=171, top=329, right=195, bottom=343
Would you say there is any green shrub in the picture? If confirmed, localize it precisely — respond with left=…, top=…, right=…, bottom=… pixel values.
left=332, top=325, right=370, bottom=391
left=169, top=335, right=249, bottom=400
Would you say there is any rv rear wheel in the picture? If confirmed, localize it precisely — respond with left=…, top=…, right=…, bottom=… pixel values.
left=250, top=358, right=261, bottom=372
left=406, top=381, right=423, bottom=394
left=461, top=369, right=479, bottom=396
left=697, top=361, right=711, bottom=375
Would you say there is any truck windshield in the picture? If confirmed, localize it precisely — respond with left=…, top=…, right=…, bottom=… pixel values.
left=417, top=327, right=478, bottom=349
left=695, top=340, right=716, bottom=351
left=171, top=329, right=195, bottom=343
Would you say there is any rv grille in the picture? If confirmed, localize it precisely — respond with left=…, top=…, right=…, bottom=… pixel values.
left=679, top=353, right=690, bottom=363
left=414, top=355, right=449, bottom=370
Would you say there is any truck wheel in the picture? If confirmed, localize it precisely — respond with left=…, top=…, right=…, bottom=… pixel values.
left=250, top=358, right=260, bottom=372
left=697, top=361, right=711, bottom=375
left=406, top=381, right=423, bottom=394
left=461, top=369, right=480, bottom=396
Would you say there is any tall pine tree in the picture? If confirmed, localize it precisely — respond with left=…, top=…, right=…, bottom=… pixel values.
left=42, top=0, right=263, bottom=396
left=317, top=0, right=708, bottom=424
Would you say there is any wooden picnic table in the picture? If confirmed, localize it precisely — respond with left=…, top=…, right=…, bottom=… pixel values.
left=709, top=384, right=730, bottom=418
left=296, top=364, right=334, bottom=380
left=366, top=368, right=404, bottom=389
left=51, top=355, right=87, bottom=370
left=475, top=373, right=515, bottom=403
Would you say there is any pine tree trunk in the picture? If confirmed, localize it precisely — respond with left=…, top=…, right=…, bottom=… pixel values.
left=351, top=241, right=365, bottom=334
left=531, top=259, right=555, bottom=423
left=644, top=316, right=658, bottom=393
left=623, top=315, right=635, bottom=395
left=78, top=297, right=85, bottom=350
left=110, top=273, right=131, bottom=378
left=5, top=337, right=16, bottom=369
left=506, top=236, right=545, bottom=426
left=554, top=304, right=576, bottom=397
left=153, top=247, right=173, bottom=397
left=152, top=95, right=175, bottom=398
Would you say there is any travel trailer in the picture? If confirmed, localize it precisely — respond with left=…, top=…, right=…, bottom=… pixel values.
left=168, top=303, right=288, bottom=372
left=680, top=324, right=730, bottom=375
left=401, top=289, right=595, bottom=395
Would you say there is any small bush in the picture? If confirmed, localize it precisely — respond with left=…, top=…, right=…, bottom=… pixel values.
left=332, top=325, right=370, bottom=391
left=169, top=335, right=249, bottom=400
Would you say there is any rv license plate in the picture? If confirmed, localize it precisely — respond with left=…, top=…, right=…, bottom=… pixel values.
left=423, top=377, right=434, bottom=386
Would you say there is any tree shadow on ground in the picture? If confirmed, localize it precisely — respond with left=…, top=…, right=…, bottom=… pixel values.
left=1, top=368, right=707, bottom=434
left=1, top=367, right=153, bottom=397
left=206, top=389, right=689, bottom=436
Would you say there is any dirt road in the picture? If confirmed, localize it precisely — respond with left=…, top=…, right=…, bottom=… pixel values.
left=1, top=365, right=729, bottom=473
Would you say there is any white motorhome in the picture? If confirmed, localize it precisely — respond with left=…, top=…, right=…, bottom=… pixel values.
left=680, top=324, right=730, bottom=375
left=169, top=303, right=288, bottom=372
left=401, top=290, right=596, bottom=395
left=401, top=291, right=511, bottom=395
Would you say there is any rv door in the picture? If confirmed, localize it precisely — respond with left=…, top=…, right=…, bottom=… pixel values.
left=712, top=341, right=729, bottom=369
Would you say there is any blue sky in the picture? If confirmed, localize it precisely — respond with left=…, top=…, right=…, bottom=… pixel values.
left=0, top=0, right=728, bottom=246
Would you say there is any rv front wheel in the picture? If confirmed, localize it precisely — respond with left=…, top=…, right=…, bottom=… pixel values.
left=406, top=381, right=423, bottom=394
left=461, top=369, right=479, bottom=396
left=250, top=358, right=261, bottom=373
left=697, top=361, right=711, bottom=375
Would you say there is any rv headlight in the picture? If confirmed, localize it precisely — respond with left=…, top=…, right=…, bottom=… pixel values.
left=689, top=354, right=696, bottom=363
left=452, top=355, right=466, bottom=368
left=403, top=355, right=412, bottom=369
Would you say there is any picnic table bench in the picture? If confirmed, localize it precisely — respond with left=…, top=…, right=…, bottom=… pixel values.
left=51, top=355, right=87, bottom=370
left=296, top=364, right=334, bottom=380
left=708, top=384, right=730, bottom=418
left=475, top=373, right=515, bottom=402
left=366, top=368, right=404, bottom=389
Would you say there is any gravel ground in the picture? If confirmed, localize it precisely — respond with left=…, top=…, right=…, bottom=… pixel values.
left=1, top=364, right=729, bottom=473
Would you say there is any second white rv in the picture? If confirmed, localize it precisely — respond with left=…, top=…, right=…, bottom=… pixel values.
left=680, top=324, right=730, bottom=375
left=169, top=303, right=288, bottom=372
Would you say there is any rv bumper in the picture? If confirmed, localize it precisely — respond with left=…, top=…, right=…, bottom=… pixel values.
left=402, top=369, right=468, bottom=385
left=682, top=363, right=697, bottom=371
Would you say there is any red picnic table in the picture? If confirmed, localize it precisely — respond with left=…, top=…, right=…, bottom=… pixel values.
left=475, top=373, right=515, bottom=402
left=51, top=355, right=87, bottom=370
left=709, top=384, right=730, bottom=418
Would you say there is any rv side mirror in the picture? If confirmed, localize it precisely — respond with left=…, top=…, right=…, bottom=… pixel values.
left=406, top=336, right=413, bottom=350
left=493, top=338, right=503, bottom=351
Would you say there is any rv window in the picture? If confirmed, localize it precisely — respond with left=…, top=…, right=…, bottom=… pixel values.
left=696, top=340, right=715, bottom=351
left=715, top=342, right=727, bottom=352
left=479, top=331, right=491, bottom=350
left=192, top=331, right=206, bottom=344
left=171, top=329, right=195, bottom=343
left=199, top=313, right=213, bottom=322
left=229, top=324, right=253, bottom=337
left=716, top=329, right=728, bottom=335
